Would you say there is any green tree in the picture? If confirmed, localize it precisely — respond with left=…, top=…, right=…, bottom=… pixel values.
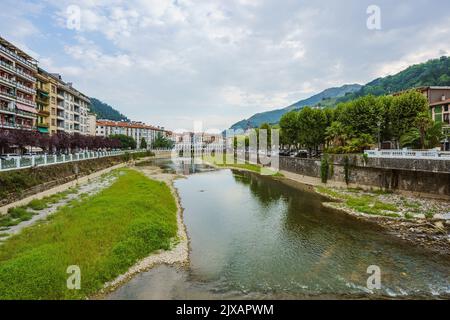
left=258, top=123, right=272, bottom=149
left=337, top=95, right=385, bottom=139
left=110, top=134, right=137, bottom=150
left=152, top=133, right=174, bottom=149
left=297, top=107, right=327, bottom=157
left=389, top=90, right=429, bottom=147
left=140, top=137, right=148, bottom=150
left=279, top=111, right=299, bottom=149
left=400, top=121, right=443, bottom=149
left=325, top=121, right=351, bottom=147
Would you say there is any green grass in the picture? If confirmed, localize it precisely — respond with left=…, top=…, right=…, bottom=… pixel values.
left=0, top=168, right=178, bottom=300
left=203, top=155, right=283, bottom=177
left=27, top=199, right=49, bottom=211
left=316, top=186, right=400, bottom=217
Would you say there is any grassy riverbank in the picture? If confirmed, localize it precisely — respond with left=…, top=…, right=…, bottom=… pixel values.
left=315, top=186, right=448, bottom=220
left=202, top=154, right=283, bottom=176
left=0, top=168, right=177, bottom=299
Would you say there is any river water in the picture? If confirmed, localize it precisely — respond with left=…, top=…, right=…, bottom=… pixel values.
left=108, top=159, right=450, bottom=299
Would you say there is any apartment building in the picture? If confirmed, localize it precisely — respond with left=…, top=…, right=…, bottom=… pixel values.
left=52, top=74, right=92, bottom=135
left=0, top=36, right=37, bottom=131
left=96, top=120, right=169, bottom=148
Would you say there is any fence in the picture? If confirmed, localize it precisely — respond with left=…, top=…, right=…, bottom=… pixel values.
left=0, top=150, right=145, bottom=172
left=364, top=149, right=450, bottom=160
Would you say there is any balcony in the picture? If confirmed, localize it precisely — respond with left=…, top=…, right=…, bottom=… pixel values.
left=16, top=82, right=36, bottom=95
left=37, top=109, right=50, bottom=117
left=0, top=74, right=15, bottom=87
left=0, top=60, right=15, bottom=74
left=37, top=122, right=49, bottom=128
left=0, top=105, right=15, bottom=114
left=0, top=121, right=36, bottom=131
left=16, top=96, right=36, bottom=107
left=0, top=44, right=37, bottom=70
left=0, top=90, right=15, bottom=100
left=15, top=67, right=35, bottom=82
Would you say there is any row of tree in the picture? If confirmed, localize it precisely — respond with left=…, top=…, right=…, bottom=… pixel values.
left=279, top=90, right=443, bottom=155
left=0, top=130, right=121, bottom=154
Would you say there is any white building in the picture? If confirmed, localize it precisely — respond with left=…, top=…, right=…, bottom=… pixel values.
left=96, top=120, right=170, bottom=148
left=52, top=74, right=91, bottom=135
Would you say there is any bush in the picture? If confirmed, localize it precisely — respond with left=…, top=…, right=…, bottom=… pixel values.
left=320, top=155, right=329, bottom=183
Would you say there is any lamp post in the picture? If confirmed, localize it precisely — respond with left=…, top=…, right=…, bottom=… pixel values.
left=377, top=120, right=382, bottom=149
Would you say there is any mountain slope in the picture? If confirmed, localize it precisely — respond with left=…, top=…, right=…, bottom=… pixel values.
left=89, top=98, right=129, bottom=121
left=230, top=84, right=362, bottom=130
left=338, top=56, right=450, bottom=103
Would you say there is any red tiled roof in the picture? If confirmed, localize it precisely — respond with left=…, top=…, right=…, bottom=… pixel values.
left=96, top=120, right=167, bottom=131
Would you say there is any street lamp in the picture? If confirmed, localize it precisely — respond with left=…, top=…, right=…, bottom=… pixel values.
left=377, top=120, right=382, bottom=149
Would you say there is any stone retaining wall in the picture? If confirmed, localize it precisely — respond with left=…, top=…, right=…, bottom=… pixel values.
left=277, top=155, right=450, bottom=199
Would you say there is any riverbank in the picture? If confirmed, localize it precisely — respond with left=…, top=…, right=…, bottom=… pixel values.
left=95, top=165, right=189, bottom=298
left=202, top=155, right=283, bottom=177
left=314, top=186, right=450, bottom=255
left=0, top=168, right=179, bottom=299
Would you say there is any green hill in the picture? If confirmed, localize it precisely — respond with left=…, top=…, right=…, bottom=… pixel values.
left=338, top=56, right=450, bottom=102
left=230, top=84, right=362, bottom=131
left=230, top=56, right=450, bottom=131
left=89, top=97, right=129, bottom=121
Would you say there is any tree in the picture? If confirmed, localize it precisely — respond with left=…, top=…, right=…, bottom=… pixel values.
left=152, top=133, right=174, bottom=149
left=337, top=95, right=385, bottom=139
left=325, top=121, right=351, bottom=147
left=140, top=137, right=148, bottom=149
left=400, top=121, right=443, bottom=149
left=414, top=111, right=433, bottom=149
left=297, top=107, right=327, bottom=157
left=110, top=134, right=137, bottom=150
left=389, top=90, right=429, bottom=148
left=258, top=123, right=271, bottom=149
left=279, top=111, right=298, bottom=149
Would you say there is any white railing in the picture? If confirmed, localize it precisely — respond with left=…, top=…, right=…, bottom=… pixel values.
left=0, top=149, right=148, bottom=172
left=364, top=149, right=450, bottom=160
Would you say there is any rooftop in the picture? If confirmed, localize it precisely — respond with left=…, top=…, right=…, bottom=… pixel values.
left=96, top=120, right=167, bottom=131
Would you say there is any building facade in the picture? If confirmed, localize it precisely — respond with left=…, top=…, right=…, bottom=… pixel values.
left=53, top=74, right=91, bottom=135
left=96, top=120, right=169, bottom=148
left=418, top=86, right=450, bottom=150
left=0, top=36, right=38, bottom=131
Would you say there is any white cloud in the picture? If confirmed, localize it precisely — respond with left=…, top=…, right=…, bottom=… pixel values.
left=2, top=0, right=450, bottom=131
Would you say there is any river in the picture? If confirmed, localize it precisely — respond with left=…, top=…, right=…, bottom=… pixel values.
left=107, top=158, right=450, bottom=299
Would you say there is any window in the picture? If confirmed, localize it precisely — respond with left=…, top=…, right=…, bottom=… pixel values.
left=444, top=105, right=449, bottom=112
left=444, top=113, right=450, bottom=124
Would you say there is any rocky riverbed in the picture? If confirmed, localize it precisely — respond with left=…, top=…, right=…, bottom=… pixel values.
left=315, top=186, right=450, bottom=255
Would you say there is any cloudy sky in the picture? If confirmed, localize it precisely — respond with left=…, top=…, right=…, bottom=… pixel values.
left=1, top=0, right=450, bottom=131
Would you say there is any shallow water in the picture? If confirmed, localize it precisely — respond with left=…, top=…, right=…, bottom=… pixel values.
left=108, top=159, right=450, bottom=299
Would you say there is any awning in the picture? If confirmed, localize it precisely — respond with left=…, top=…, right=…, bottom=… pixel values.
left=39, top=91, right=49, bottom=97
left=38, top=127, right=49, bottom=133
left=16, top=103, right=38, bottom=114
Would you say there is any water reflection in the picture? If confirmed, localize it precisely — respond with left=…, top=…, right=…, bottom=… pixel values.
left=108, top=163, right=450, bottom=300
